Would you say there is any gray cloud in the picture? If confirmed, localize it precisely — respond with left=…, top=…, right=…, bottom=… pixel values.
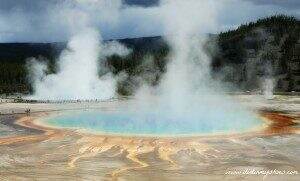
left=246, top=0, right=300, bottom=10
left=0, top=0, right=299, bottom=42
left=219, top=0, right=300, bottom=32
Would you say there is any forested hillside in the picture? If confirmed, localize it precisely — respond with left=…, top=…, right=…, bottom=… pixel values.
left=214, top=15, right=300, bottom=91
left=0, top=15, right=299, bottom=95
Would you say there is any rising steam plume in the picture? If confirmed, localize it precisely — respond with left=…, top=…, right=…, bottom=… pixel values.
left=130, top=0, right=260, bottom=132
left=28, top=28, right=129, bottom=100
left=27, top=0, right=130, bottom=101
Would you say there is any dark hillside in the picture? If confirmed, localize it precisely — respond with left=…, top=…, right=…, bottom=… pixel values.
left=215, top=15, right=300, bottom=91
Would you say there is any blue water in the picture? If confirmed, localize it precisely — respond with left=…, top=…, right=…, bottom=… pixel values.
left=44, top=109, right=263, bottom=136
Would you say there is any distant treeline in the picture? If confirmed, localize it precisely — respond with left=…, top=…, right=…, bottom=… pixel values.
left=0, top=15, right=299, bottom=95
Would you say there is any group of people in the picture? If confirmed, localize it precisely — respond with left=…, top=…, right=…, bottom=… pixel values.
left=21, top=98, right=119, bottom=104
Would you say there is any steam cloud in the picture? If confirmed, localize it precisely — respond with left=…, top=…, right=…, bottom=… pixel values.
left=27, top=0, right=130, bottom=101
left=28, top=28, right=129, bottom=100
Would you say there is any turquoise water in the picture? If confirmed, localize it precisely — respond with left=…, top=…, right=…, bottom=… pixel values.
left=44, top=109, right=263, bottom=136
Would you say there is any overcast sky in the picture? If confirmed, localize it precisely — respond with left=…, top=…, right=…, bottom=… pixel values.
left=0, top=0, right=299, bottom=42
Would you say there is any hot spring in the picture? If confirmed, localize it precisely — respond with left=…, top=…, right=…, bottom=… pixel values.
left=42, top=101, right=263, bottom=137
left=30, top=1, right=264, bottom=137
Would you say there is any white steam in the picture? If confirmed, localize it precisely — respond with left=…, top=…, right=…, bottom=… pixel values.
left=262, top=61, right=275, bottom=100
left=263, top=78, right=275, bottom=100
left=28, top=28, right=129, bottom=100
left=131, top=0, right=260, bottom=132
left=26, top=0, right=131, bottom=101
left=158, top=0, right=218, bottom=112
